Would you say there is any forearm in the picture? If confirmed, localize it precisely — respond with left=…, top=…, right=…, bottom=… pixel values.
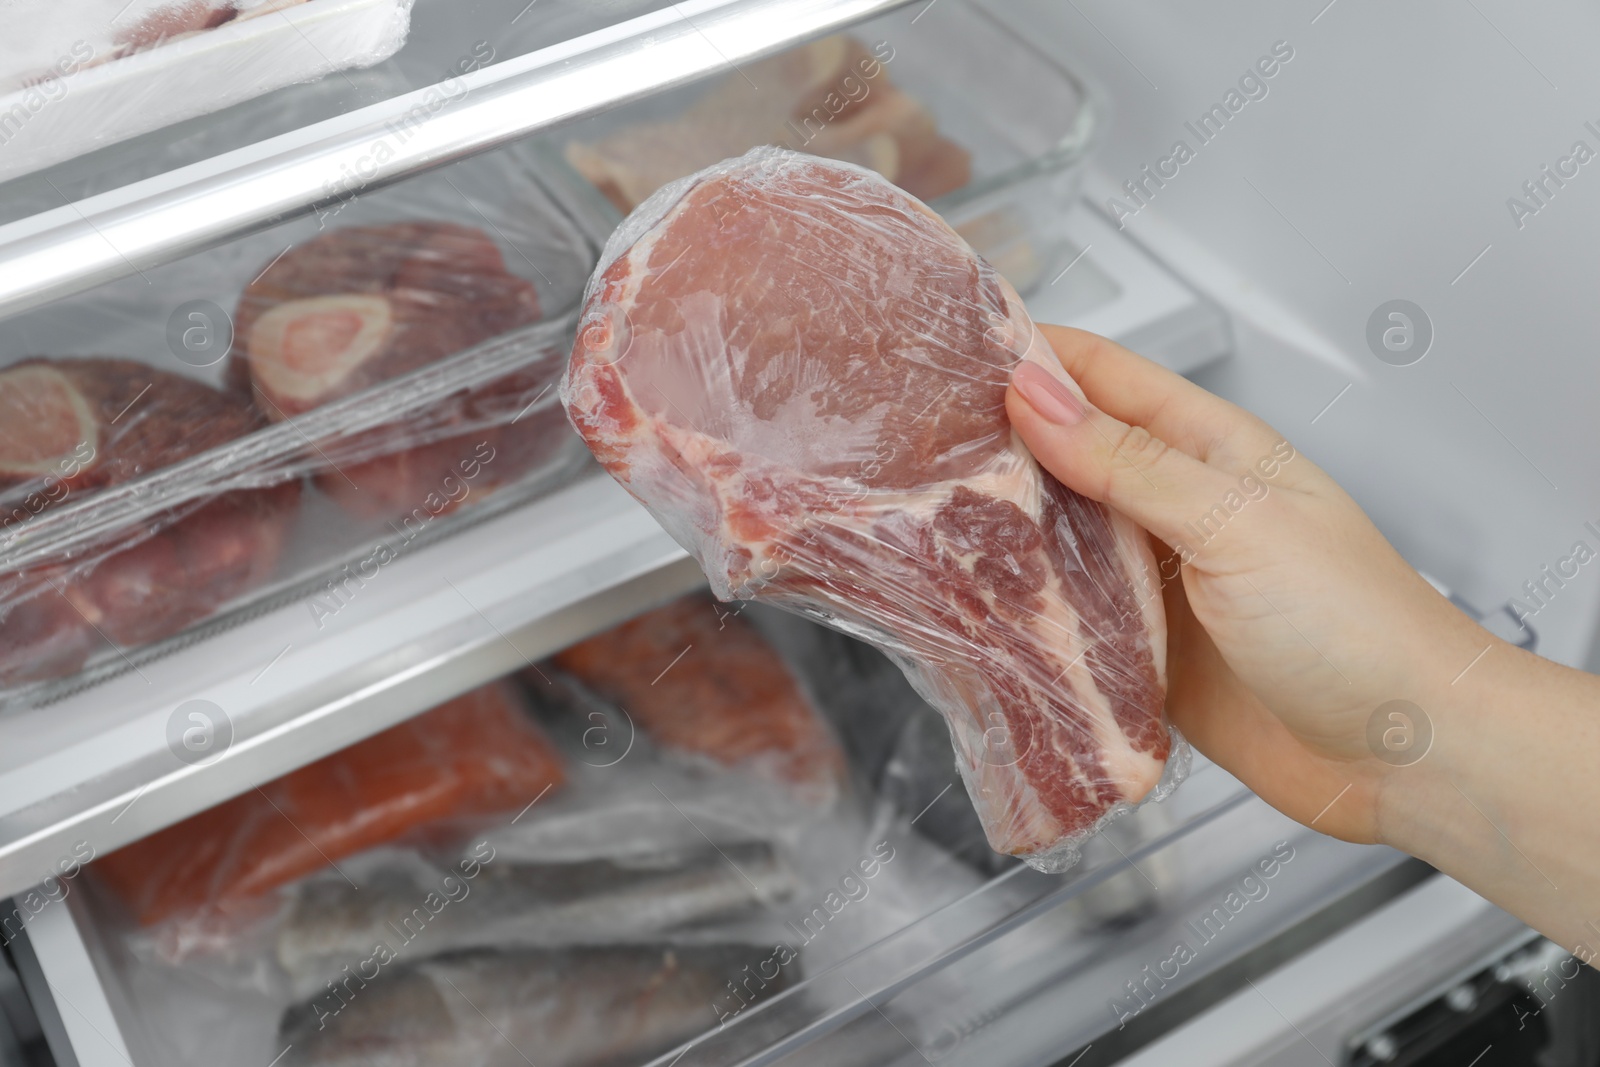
left=1379, top=638, right=1600, bottom=958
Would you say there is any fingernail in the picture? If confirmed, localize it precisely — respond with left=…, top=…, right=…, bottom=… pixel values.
left=1011, top=361, right=1085, bottom=426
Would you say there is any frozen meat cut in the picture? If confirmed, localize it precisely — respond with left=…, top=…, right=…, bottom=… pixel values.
left=94, top=681, right=565, bottom=925
left=0, top=358, right=299, bottom=685
left=562, top=148, right=1171, bottom=868
left=275, top=841, right=796, bottom=997
left=549, top=593, right=846, bottom=799
left=229, top=221, right=541, bottom=402
left=280, top=944, right=793, bottom=1067
left=231, top=221, right=569, bottom=518
left=564, top=35, right=970, bottom=214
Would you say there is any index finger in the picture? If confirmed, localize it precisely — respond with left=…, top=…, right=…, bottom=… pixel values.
left=1029, top=323, right=1285, bottom=470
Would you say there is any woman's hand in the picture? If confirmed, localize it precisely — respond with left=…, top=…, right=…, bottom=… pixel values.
left=1006, top=323, right=1600, bottom=961
left=1005, top=325, right=1495, bottom=844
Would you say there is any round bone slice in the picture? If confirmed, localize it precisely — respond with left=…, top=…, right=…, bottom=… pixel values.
left=247, top=293, right=394, bottom=411
left=0, top=364, right=98, bottom=479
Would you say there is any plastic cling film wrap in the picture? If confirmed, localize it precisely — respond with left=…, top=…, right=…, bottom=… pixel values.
left=225, top=219, right=574, bottom=520
left=561, top=34, right=971, bottom=215
left=0, top=0, right=315, bottom=92
left=80, top=636, right=983, bottom=1067
left=544, top=591, right=849, bottom=804
left=563, top=147, right=1179, bottom=871
left=92, top=681, right=566, bottom=943
left=0, top=0, right=416, bottom=182
left=0, top=358, right=302, bottom=685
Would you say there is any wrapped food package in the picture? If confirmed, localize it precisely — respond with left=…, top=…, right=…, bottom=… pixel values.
left=1, top=0, right=313, bottom=93
left=0, top=144, right=590, bottom=700
left=563, top=35, right=971, bottom=215
left=0, top=358, right=300, bottom=685
left=93, top=681, right=565, bottom=927
left=279, top=944, right=794, bottom=1067
left=562, top=148, right=1177, bottom=870
left=0, top=0, right=415, bottom=182
left=228, top=220, right=571, bottom=520
left=545, top=592, right=848, bottom=801
left=85, top=638, right=985, bottom=1065
left=273, top=840, right=797, bottom=1000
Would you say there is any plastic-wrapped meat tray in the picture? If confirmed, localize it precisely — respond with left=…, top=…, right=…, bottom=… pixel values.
left=0, top=140, right=598, bottom=705
left=0, top=0, right=417, bottom=182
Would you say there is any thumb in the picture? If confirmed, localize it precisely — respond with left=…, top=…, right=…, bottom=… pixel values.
left=1006, top=358, right=1236, bottom=551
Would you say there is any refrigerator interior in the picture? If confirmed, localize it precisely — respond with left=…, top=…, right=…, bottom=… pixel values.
left=4, top=0, right=1600, bottom=1065
left=16, top=601, right=1404, bottom=1067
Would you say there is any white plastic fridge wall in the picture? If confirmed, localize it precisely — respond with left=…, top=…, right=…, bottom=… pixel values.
left=1003, top=0, right=1600, bottom=671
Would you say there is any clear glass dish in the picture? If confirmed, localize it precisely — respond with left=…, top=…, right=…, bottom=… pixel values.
left=541, top=0, right=1101, bottom=296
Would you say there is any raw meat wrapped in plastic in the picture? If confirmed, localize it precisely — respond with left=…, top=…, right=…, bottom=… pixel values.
left=0, top=145, right=589, bottom=700
left=563, top=35, right=970, bottom=214
left=545, top=592, right=847, bottom=802
left=0, top=0, right=415, bottom=182
left=93, top=681, right=565, bottom=928
left=279, top=944, right=794, bottom=1067
left=562, top=148, right=1175, bottom=869
left=273, top=840, right=797, bottom=1000
left=229, top=220, right=570, bottom=520
left=0, top=357, right=300, bottom=685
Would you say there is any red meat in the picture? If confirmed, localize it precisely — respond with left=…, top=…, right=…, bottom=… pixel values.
left=94, top=681, right=566, bottom=927
left=0, top=358, right=299, bottom=686
left=231, top=222, right=568, bottom=520
left=549, top=593, right=846, bottom=801
left=562, top=150, right=1169, bottom=866
left=113, top=0, right=238, bottom=53
left=563, top=36, right=971, bottom=214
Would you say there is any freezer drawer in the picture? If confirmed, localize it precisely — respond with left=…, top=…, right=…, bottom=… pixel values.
left=10, top=753, right=1425, bottom=1067
left=665, top=775, right=1420, bottom=1067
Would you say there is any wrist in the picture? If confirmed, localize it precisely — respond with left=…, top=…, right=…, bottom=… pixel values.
left=1370, top=617, right=1516, bottom=858
left=1373, top=629, right=1547, bottom=864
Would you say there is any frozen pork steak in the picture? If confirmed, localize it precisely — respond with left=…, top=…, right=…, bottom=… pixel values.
left=562, top=149, right=1172, bottom=867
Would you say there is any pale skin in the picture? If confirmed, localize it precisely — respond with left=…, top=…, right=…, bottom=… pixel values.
left=1007, top=323, right=1600, bottom=962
